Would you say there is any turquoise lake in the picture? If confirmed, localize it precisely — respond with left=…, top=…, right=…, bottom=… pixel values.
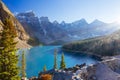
left=18, top=46, right=99, bottom=78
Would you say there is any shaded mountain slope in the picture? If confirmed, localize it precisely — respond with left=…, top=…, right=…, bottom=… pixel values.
left=62, top=29, right=120, bottom=56
left=16, top=13, right=69, bottom=45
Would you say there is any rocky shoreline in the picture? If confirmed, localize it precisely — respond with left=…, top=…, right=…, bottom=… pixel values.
left=28, top=55, right=120, bottom=80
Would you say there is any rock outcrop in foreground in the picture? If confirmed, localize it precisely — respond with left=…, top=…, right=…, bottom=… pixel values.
left=86, top=56, right=120, bottom=80
left=29, top=55, right=120, bottom=80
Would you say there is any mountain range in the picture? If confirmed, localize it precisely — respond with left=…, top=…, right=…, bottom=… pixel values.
left=15, top=11, right=120, bottom=45
left=1, top=0, right=120, bottom=48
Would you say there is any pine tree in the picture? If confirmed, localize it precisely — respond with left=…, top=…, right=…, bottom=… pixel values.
left=0, top=18, right=20, bottom=80
left=53, top=49, right=57, bottom=69
left=21, top=51, right=26, bottom=78
left=43, top=65, right=47, bottom=72
left=60, top=53, right=66, bottom=69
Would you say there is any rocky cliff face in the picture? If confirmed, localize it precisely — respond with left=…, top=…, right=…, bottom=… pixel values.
left=16, top=12, right=69, bottom=45
left=0, top=1, right=30, bottom=48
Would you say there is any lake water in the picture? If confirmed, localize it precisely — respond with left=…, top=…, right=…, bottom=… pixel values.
left=18, top=46, right=99, bottom=78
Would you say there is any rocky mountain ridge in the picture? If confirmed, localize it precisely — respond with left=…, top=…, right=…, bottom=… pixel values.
left=0, top=1, right=31, bottom=48
left=16, top=11, right=120, bottom=45
left=16, top=12, right=70, bottom=45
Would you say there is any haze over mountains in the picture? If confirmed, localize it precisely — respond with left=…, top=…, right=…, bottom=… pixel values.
left=1, top=0, right=120, bottom=47
left=16, top=11, right=120, bottom=45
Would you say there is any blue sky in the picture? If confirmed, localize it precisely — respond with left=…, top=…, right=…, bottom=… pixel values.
left=2, top=0, right=120, bottom=23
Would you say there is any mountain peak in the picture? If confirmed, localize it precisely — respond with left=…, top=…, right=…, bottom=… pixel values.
left=60, top=21, right=66, bottom=26
left=16, top=11, right=35, bottom=17
left=90, top=19, right=106, bottom=25
left=72, top=18, right=88, bottom=26
left=93, top=19, right=102, bottom=22
left=40, top=16, right=49, bottom=22
left=80, top=18, right=87, bottom=22
left=25, top=10, right=34, bottom=13
left=80, top=18, right=88, bottom=24
left=93, top=19, right=104, bottom=23
left=53, top=20, right=59, bottom=24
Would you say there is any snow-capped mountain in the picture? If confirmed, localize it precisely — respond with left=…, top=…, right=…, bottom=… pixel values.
left=15, top=11, right=120, bottom=45
left=16, top=12, right=69, bottom=45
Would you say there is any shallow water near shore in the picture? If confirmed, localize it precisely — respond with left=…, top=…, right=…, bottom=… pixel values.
left=18, top=46, right=99, bottom=78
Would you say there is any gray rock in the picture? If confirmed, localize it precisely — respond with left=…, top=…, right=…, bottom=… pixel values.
left=87, top=57, right=120, bottom=80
